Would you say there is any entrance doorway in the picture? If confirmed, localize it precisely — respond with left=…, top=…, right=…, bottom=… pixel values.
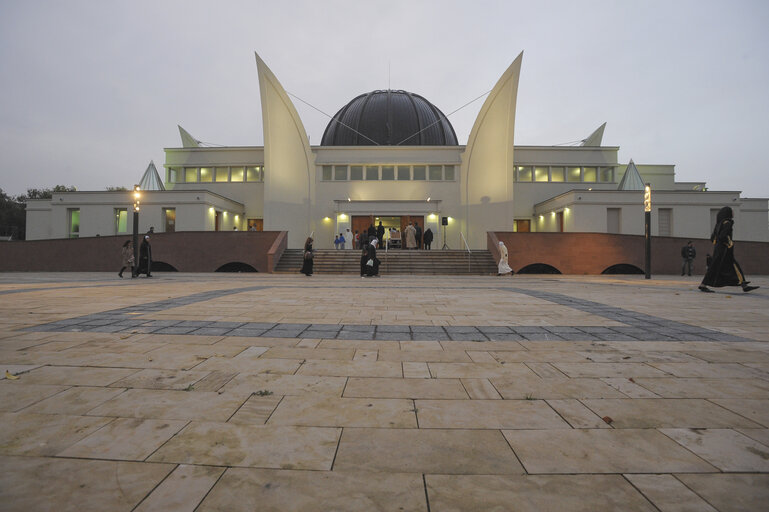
left=350, top=215, right=425, bottom=249
left=247, top=219, right=263, bottom=231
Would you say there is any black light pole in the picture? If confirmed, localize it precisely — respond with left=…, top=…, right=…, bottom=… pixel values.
left=644, top=183, right=651, bottom=279
left=132, top=185, right=141, bottom=277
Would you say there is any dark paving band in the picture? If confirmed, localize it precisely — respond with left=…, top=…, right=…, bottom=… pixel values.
left=24, top=285, right=748, bottom=342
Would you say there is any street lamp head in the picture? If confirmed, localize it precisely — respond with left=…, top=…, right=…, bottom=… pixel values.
left=644, top=183, right=651, bottom=213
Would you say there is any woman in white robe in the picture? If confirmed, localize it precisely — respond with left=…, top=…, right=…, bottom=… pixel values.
left=497, top=241, right=514, bottom=276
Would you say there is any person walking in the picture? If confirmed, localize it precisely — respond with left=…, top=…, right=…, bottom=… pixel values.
left=366, top=239, right=380, bottom=277
left=360, top=242, right=369, bottom=277
left=345, top=228, right=353, bottom=250
left=118, top=240, right=134, bottom=278
left=423, top=228, right=433, bottom=250
left=414, top=221, right=422, bottom=250
left=699, top=207, right=758, bottom=293
left=404, top=222, right=417, bottom=250
left=333, top=234, right=341, bottom=250
left=681, top=241, right=696, bottom=276
left=497, top=241, right=514, bottom=276
left=376, top=221, right=385, bottom=246
left=301, top=237, right=314, bottom=276
left=137, top=235, right=153, bottom=277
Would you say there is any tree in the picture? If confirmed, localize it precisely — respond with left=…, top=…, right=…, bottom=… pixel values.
left=23, top=185, right=77, bottom=200
left=0, top=189, right=26, bottom=240
left=105, top=186, right=128, bottom=191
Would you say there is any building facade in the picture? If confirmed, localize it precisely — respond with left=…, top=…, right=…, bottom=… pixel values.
left=26, top=52, right=769, bottom=248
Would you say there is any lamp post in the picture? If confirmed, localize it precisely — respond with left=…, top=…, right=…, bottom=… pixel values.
left=644, top=183, right=651, bottom=279
left=132, top=185, right=141, bottom=277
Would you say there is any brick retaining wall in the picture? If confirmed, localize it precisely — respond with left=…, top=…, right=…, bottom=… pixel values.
left=0, top=231, right=286, bottom=273
left=489, top=232, right=769, bottom=275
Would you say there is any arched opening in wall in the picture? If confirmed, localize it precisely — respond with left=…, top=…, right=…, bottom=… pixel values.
left=517, top=263, right=561, bottom=274
left=602, top=264, right=644, bottom=275
left=216, top=262, right=258, bottom=273
left=151, top=261, right=178, bottom=272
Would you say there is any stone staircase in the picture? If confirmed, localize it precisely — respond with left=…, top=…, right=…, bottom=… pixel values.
left=275, top=249, right=498, bottom=275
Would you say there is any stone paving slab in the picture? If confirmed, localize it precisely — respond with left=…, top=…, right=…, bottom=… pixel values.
left=1, top=272, right=768, bottom=510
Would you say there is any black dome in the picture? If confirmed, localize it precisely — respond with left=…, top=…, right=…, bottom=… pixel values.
left=321, top=90, right=458, bottom=146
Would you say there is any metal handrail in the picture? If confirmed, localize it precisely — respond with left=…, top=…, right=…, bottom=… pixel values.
left=459, top=232, right=471, bottom=273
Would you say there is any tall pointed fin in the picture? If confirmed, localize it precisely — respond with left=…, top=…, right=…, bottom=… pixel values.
left=461, top=52, right=523, bottom=248
left=178, top=125, right=201, bottom=148
left=255, top=52, right=315, bottom=248
left=139, top=161, right=165, bottom=191
left=581, top=122, right=606, bottom=146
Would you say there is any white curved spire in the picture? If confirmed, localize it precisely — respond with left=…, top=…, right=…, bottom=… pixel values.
left=461, top=52, right=523, bottom=248
left=581, top=122, right=606, bottom=146
left=255, top=52, right=315, bottom=248
left=178, top=125, right=200, bottom=148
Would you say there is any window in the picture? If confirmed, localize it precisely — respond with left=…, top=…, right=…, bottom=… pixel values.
left=185, top=168, right=198, bottom=182
left=444, top=165, right=455, bottom=181
left=550, top=167, right=565, bottom=182
left=164, top=208, right=176, bottom=233
left=365, top=166, right=379, bottom=180
left=381, top=166, right=395, bottom=180
left=517, top=166, right=532, bottom=181
left=114, top=208, right=127, bottom=233
left=397, top=166, right=410, bottom=180
left=334, top=165, right=348, bottom=180
left=583, top=167, right=597, bottom=182
left=658, top=208, right=672, bottom=236
left=413, top=165, right=426, bottom=180
left=322, top=165, right=332, bottom=181
left=428, top=165, right=443, bottom=180
left=200, top=167, right=212, bottom=182
left=534, top=167, right=549, bottom=182
left=168, top=167, right=180, bottom=183
left=246, top=166, right=261, bottom=182
left=350, top=165, right=363, bottom=180
left=607, top=208, right=621, bottom=234
left=230, top=167, right=244, bottom=182
left=599, top=167, right=613, bottom=182
left=215, top=167, right=229, bottom=182
left=567, top=167, right=581, bottom=182
left=68, top=209, right=80, bottom=238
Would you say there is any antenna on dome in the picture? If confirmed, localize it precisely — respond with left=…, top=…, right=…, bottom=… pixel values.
left=388, top=61, right=391, bottom=91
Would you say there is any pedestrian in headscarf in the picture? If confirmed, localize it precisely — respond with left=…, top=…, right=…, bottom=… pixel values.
left=137, top=235, right=153, bottom=277
left=118, top=240, right=134, bottom=278
left=497, top=241, right=514, bottom=276
left=699, top=207, right=758, bottom=293
left=301, top=237, right=314, bottom=276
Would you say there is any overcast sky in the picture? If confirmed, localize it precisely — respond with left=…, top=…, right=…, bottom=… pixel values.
left=1, top=0, right=768, bottom=198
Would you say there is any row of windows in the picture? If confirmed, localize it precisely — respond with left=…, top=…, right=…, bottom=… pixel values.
left=168, top=166, right=265, bottom=184
left=321, top=165, right=456, bottom=182
left=515, top=165, right=614, bottom=183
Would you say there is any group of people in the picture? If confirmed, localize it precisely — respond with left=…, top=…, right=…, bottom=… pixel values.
left=338, top=221, right=435, bottom=251
left=307, top=206, right=759, bottom=293
left=118, top=228, right=154, bottom=278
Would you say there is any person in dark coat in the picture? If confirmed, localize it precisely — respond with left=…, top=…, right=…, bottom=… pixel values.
left=368, top=223, right=377, bottom=244
left=360, top=242, right=369, bottom=277
left=366, top=239, right=380, bottom=277
left=699, top=207, right=758, bottom=293
left=376, top=221, right=385, bottom=245
left=681, top=241, right=696, bottom=276
left=137, top=235, right=152, bottom=277
left=300, top=237, right=314, bottom=276
left=414, top=221, right=422, bottom=250
left=423, top=228, right=434, bottom=250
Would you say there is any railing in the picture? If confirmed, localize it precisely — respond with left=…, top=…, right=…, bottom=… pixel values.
left=459, top=232, right=472, bottom=273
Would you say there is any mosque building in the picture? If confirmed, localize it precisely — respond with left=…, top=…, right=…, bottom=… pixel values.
left=25, top=53, right=769, bottom=248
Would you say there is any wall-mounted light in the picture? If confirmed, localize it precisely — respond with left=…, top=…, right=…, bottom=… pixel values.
left=323, top=216, right=331, bottom=222
left=347, top=197, right=351, bottom=202
left=427, top=197, right=431, bottom=202
left=338, top=213, right=347, bottom=220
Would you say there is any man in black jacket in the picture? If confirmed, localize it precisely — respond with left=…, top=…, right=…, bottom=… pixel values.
left=681, top=241, right=696, bottom=276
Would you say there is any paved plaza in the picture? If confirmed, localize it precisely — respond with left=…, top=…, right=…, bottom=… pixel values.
left=0, top=272, right=768, bottom=511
